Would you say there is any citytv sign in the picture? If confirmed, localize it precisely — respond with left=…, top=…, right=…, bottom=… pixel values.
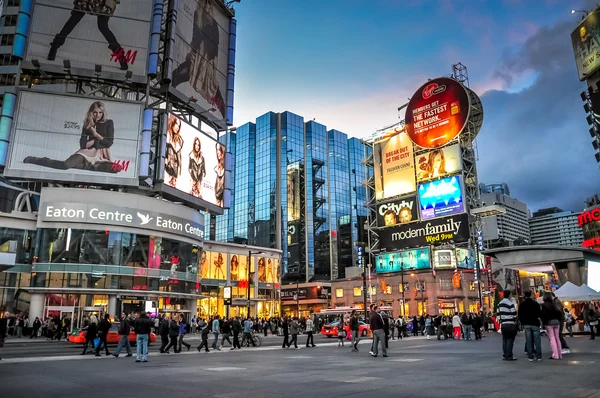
left=578, top=208, right=600, bottom=226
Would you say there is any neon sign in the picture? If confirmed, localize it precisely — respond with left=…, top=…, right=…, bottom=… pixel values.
left=579, top=208, right=600, bottom=226
left=583, top=237, right=600, bottom=250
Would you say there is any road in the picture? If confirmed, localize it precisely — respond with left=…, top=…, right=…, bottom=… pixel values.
left=2, top=332, right=600, bottom=398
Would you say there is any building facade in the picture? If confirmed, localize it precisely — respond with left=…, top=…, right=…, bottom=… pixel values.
left=529, top=208, right=584, bottom=247
left=480, top=192, right=530, bottom=246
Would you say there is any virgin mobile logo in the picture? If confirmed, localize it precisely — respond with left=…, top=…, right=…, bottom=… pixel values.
left=422, top=83, right=446, bottom=99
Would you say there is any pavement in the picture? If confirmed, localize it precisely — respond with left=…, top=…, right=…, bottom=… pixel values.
left=1, top=332, right=600, bottom=398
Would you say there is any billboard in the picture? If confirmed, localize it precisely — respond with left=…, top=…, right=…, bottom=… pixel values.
left=376, top=196, right=419, bottom=227
left=5, top=91, right=142, bottom=186
left=163, top=114, right=225, bottom=208
left=571, top=10, right=600, bottom=81
left=378, top=212, right=470, bottom=250
left=455, top=247, right=476, bottom=269
left=171, top=0, right=231, bottom=124
left=588, top=261, right=600, bottom=292
left=287, top=165, right=301, bottom=221
left=25, top=0, right=152, bottom=77
left=373, top=132, right=416, bottom=200
left=416, top=144, right=462, bottom=183
left=433, top=249, right=456, bottom=269
left=375, top=248, right=431, bottom=273
left=418, top=176, right=464, bottom=221
left=404, top=77, right=470, bottom=149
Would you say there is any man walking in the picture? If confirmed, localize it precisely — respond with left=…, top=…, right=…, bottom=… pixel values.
left=133, top=311, right=152, bottom=362
left=31, top=317, right=41, bottom=339
left=158, top=316, right=170, bottom=353
left=349, top=310, right=360, bottom=352
left=518, top=290, right=542, bottom=361
left=281, top=316, right=289, bottom=349
left=369, top=305, right=387, bottom=358
left=211, top=315, right=221, bottom=351
left=231, top=317, right=242, bottom=350
left=220, top=318, right=232, bottom=348
left=243, top=317, right=256, bottom=347
left=178, top=315, right=191, bottom=351
left=197, top=319, right=210, bottom=352
left=498, top=290, right=518, bottom=361
left=113, top=312, right=133, bottom=358
left=287, top=317, right=299, bottom=349
left=305, top=317, right=316, bottom=348
left=95, top=314, right=112, bottom=357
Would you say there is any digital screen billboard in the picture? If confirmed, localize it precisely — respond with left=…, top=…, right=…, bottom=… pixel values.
left=376, top=196, right=419, bottom=227
left=588, top=261, right=600, bottom=292
left=5, top=91, right=142, bottom=186
left=433, top=249, right=456, bottom=269
left=418, top=176, right=464, bottom=220
left=163, top=114, right=225, bottom=208
left=571, top=10, right=600, bottom=81
left=171, top=0, right=232, bottom=126
left=373, top=132, right=416, bottom=200
left=404, top=77, right=470, bottom=149
left=455, top=247, right=476, bottom=269
left=375, top=248, right=431, bottom=273
left=25, top=0, right=152, bottom=77
left=416, top=144, right=462, bottom=183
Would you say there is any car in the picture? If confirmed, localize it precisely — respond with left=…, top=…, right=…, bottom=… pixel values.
left=321, top=321, right=371, bottom=338
left=67, top=322, right=157, bottom=345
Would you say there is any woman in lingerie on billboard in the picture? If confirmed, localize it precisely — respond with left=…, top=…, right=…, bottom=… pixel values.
left=165, top=115, right=184, bottom=188
left=171, top=0, right=225, bottom=116
left=47, top=0, right=129, bottom=70
left=230, top=255, right=239, bottom=281
left=418, top=149, right=447, bottom=180
left=214, top=143, right=225, bottom=207
left=188, top=137, right=206, bottom=198
left=23, top=101, right=118, bottom=173
left=258, top=257, right=266, bottom=283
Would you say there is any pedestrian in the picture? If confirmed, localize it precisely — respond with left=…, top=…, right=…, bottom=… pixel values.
left=231, top=317, right=242, bottom=350
left=263, top=319, right=269, bottom=337
left=452, top=312, right=462, bottom=340
left=564, top=308, right=574, bottom=338
left=412, top=316, right=419, bottom=337
left=0, top=311, right=8, bottom=361
left=211, top=315, right=221, bottom=350
left=396, top=316, right=403, bottom=340
left=191, top=316, right=197, bottom=334
left=243, top=317, right=256, bottom=347
left=369, top=305, right=387, bottom=358
left=552, top=294, right=570, bottom=354
left=159, top=316, right=170, bottom=353
left=133, top=311, right=152, bottom=362
left=164, top=316, right=180, bottom=353
left=473, top=313, right=483, bottom=340
left=518, top=290, right=542, bottom=362
left=305, top=316, right=316, bottom=347
left=287, top=317, right=299, bottom=349
left=113, top=312, right=133, bottom=358
left=349, top=310, right=360, bottom=352
left=31, top=317, right=41, bottom=339
left=220, top=318, right=232, bottom=348
left=153, top=316, right=160, bottom=335
left=424, top=315, right=432, bottom=340
left=498, top=290, right=518, bottom=361
left=541, top=292, right=563, bottom=359
left=281, top=316, right=290, bottom=349
left=15, top=315, right=23, bottom=338
left=94, top=314, right=112, bottom=357
left=383, top=312, right=390, bottom=348
left=197, top=319, right=210, bottom=352
left=337, top=320, right=346, bottom=347
left=178, top=315, right=191, bottom=351
left=588, top=306, right=598, bottom=340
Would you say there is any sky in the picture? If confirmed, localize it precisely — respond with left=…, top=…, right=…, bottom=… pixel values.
left=231, top=0, right=599, bottom=213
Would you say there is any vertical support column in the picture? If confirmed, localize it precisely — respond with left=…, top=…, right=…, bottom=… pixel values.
left=567, top=262, right=582, bottom=286
left=0, top=92, right=17, bottom=167
left=226, top=18, right=237, bottom=126
left=29, top=293, right=44, bottom=321
left=187, top=299, right=198, bottom=319
left=11, top=0, right=32, bottom=59
left=107, top=295, right=117, bottom=318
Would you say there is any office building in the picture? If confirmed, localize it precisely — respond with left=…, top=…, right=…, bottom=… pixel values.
left=529, top=208, right=584, bottom=247
left=480, top=193, right=530, bottom=246
left=479, top=183, right=511, bottom=197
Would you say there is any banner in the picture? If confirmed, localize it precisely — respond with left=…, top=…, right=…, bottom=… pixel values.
left=405, top=77, right=470, bottom=149
left=376, top=196, right=419, bottom=227
left=378, top=213, right=470, bottom=250
left=416, top=144, right=462, bottom=183
left=6, top=91, right=141, bottom=185
left=571, top=10, right=600, bottom=81
left=433, top=249, right=456, bottom=269
left=26, top=0, right=152, bottom=77
left=163, top=114, right=225, bottom=208
left=418, top=176, right=464, bottom=221
left=287, top=165, right=301, bottom=221
left=455, top=247, right=476, bottom=269
left=373, top=132, right=416, bottom=200
left=375, top=248, right=431, bottom=273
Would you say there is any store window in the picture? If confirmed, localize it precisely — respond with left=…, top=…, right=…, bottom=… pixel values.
left=417, top=301, right=427, bottom=316
left=353, top=287, right=361, bottom=297
left=335, top=288, right=344, bottom=298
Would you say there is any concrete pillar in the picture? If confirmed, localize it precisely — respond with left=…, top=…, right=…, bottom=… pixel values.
left=187, top=299, right=198, bottom=318
left=567, top=262, right=582, bottom=286
left=29, top=293, right=45, bottom=320
left=107, top=295, right=117, bottom=318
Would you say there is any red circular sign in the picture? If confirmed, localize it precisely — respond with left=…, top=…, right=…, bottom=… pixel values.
left=405, top=77, right=470, bottom=149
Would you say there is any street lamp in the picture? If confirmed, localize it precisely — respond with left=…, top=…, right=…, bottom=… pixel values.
left=571, top=9, right=589, bottom=16
left=411, top=273, right=425, bottom=316
left=247, top=250, right=264, bottom=318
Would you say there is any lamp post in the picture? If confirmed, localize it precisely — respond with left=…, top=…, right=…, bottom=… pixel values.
left=247, top=249, right=264, bottom=318
left=400, top=262, right=405, bottom=317
left=411, top=273, right=424, bottom=316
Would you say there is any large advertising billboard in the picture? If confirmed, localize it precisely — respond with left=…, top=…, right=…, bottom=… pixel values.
left=455, top=247, right=476, bottom=269
left=433, top=249, right=456, bottom=269
left=25, top=0, right=152, bottom=77
left=376, top=196, right=419, bottom=227
left=171, top=0, right=231, bottom=125
left=373, top=132, right=416, bottom=200
left=571, top=10, right=600, bottom=81
left=162, top=114, right=225, bottom=208
left=375, top=248, right=431, bottom=273
left=416, top=144, right=462, bottom=183
left=5, top=91, right=142, bottom=186
left=404, top=78, right=470, bottom=149
left=378, top=213, right=470, bottom=250
left=418, top=176, right=464, bottom=221
left=287, top=165, right=301, bottom=221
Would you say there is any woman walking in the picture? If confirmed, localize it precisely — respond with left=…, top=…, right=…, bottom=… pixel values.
left=541, top=292, right=563, bottom=359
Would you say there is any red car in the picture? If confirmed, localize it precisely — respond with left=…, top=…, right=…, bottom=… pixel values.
left=321, top=321, right=370, bottom=338
left=68, top=322, right=157, bottom=345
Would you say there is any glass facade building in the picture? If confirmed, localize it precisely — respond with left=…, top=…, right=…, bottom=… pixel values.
left=214, top=111, right=372, bottom=282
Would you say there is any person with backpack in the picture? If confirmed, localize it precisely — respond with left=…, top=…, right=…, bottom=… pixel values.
left=197, top=319, right=210, bottom=352
left=178, top=315, right=191, bottom=351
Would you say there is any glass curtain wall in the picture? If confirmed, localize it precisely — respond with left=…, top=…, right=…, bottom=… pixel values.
left=215, top=132, right=237, bottom=242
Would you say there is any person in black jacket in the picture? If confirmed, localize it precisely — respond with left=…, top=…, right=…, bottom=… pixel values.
left=518, top=290, right=542, bottom=361
left=31, top=317, right=42, bottom=339
left=349, top=310, right=360, bottom=352
left=0, top=311, right=8, bottom=361
left=369, top=305, right=387, bottom=358
left=112, top=312, right=132, bottom=358
left=281, top=316, right=290, bottom=349
left=231, top=317, right=242, bottom=350
left=81, top=319, right=98, bottom=355
left=159, top=316, right=170, bottom=354
left=197, top=319, right=210, bottom=352
left=541, top=292, right=563, bottom=360
left=95, top=314, right=112, bottom=357
left=163, top=317, right=180, bottom=354
left=133, top=311, right=153, bottom=362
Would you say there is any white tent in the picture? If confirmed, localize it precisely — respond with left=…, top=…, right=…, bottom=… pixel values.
left=535, top=281, right=589, bottom=303
left=575, top=284, right=600, bottom=302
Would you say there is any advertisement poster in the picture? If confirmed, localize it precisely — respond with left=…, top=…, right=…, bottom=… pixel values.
left=287, top=166, right=301, bottom=221
left=373, top=132, right=416, bottom=200
left=164, top=114, right=225, bottom=207
left=433, top=249, right=456, bottom=269
left=416, top=144, right=462, bottom=183
left=418, top=176, right=464, bottom=220
left=6, top=91, right=141, bottom=185
left=378, top=213, right=470, bottom=250
left=404, top=77, right=470, bottom=149
left=455, top=247, right=476, bottom=269
left=229, top=253, right=248, bottom=281
left=375, top=248, right=431, bottom=273
left=26, top=0, right=152, bottom=76
left=171, top=0, right=231, bottom=124
left=571, top=10, right=600, bottom=81
left=376, top=196, right=419, bottom=227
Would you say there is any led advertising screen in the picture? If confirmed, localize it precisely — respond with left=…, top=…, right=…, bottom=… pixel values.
left=163, top=114, right=225, bottom=208
left=455, top=247, right=476, bottom=269
left=404, top=78, right=470, bottom=149
left=571, top=10, right=600, bottom=81
left=376, top=196, right=419, bottom=227
left=375, top=248, right=431, bottom=273
left=25, top=0, right=152, bottom=78
left=588, top=261, right=600, bottom=292
left=373, top=132, right=416, bottom=200
left=5, top=91, right=142, bottom=186
left=433, top=249, right=456, bottom=269
left=416, top=144, right=463, bottom=183
left=418, top=176, right=464, bottom=221
left=171, top=0, right=232, bottom=127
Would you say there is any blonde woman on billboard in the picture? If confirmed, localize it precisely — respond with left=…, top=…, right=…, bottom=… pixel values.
left=165, top=115, right=184, bottom=188
left=189, top=137, right=206, bottom=198
left=214, top=143, right=225, bottom=207
left=266, top=258, right=274, bottom=283
left=24, top=101, right=118, bottom=173
left=47, top=0, right=129, bottom=70
left=418, top=149, right=447, bottom=180
left=213, top=252, right=225, bottom=279
left=200, top=251, right=209, bottom=278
